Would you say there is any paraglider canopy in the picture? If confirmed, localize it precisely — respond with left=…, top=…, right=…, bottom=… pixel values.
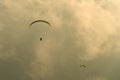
left=80, top=65, right=86, bottom=68
left=29, top=20, right=51, bottom=27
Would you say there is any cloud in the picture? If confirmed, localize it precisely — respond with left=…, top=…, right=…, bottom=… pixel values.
left=73, top=0, right=119, bottom=61
left=0, top=0, right=120, bottom=80
left=86, top=76, right=108, bottom=80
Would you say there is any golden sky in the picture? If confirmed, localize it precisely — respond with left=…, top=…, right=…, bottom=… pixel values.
left=0, top=0, right=120, bottom=80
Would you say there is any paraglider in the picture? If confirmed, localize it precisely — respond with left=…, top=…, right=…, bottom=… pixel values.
left=29, top=19, right=51, bottom=41
left=29, top=20, right=51, bottom=27
left=80, top=65, right=86, bottom=68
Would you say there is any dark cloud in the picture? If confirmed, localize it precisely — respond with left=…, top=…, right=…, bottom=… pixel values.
left=0, top=58, right=32, bottom=80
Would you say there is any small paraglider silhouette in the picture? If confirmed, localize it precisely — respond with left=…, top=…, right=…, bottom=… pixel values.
left=80, top=65, right=86, bottom=68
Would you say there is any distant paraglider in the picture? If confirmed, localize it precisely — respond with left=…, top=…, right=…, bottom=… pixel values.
left=29, top=20, right=51, bottom=27
left=80, top=65, right=86, bottom=68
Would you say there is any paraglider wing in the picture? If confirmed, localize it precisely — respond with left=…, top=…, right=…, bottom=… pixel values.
left=80, top=65, right=86, bottom=68
left=30, top=20, right=51, bottom=27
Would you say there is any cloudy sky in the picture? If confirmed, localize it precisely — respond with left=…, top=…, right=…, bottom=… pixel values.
left=0, top=0, right=120, bottom=80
